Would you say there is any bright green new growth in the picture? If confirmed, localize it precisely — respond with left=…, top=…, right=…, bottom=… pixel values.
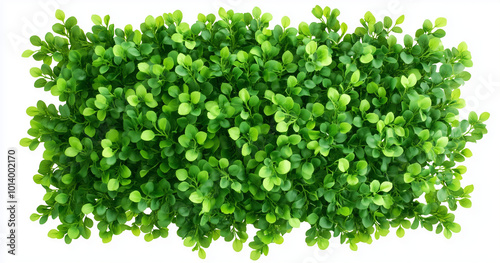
left=22, top=5, right=488, bottom=259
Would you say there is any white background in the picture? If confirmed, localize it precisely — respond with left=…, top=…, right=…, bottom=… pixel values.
left=1, top=0, right=499, bottom=262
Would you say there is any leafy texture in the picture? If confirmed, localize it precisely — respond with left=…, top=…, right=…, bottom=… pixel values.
left=22, top=6, right=488, bottom=259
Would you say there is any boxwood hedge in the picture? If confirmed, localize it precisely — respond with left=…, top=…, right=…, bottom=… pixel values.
left=22, top=5, right=488, bottom=260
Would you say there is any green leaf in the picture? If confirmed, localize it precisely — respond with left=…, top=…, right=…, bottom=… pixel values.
left=408, top=163, right=421, bottom=175
left=232, top=239, right=243, bottom=252
left=127, top=95, right=139, bottom=107
left=22, top=49, right=35, bottom=58
left=221, top=83, right=232, bottom=95
left=338, top=158, right=349, bottom=172
left=221, top=203, right=235, bottom=214
left=178, top=182, right=190, bottom=192
left=30, top=67, right=42, bottom=77
left=55, top=193, right=68, bottom=204
left=30, top=35, right=42, bottom=46
left=380, top=182, right=393, bottom=192
left=436, top=137, right=448, bottom=148
left=443, top=228, right=452, bottom=239
left=102, top=147, right=114, bottom=158
left=302, top=162, right=314, bottom=179
left=129, top=191, right=142, bottom=202
left=91, top=14, right=102, bottom=25
left=81, top=204, right=94, bottom=214
left=189, top=191, right=204, bottom=203
left=396, top=227, right=405, bottom=238
left=479, top=112, right=490, bottom=122
left=437, top=188, right=448, bottom=202
left=191, top=91, right=201, bottom=104
left=350, top=70, right=360, bottom=83
left=395, top=14, right=405, bottom=25
left=259, top=166, right=273, bottom=178
left=360, top=54, right=373, bottom=63
left=239, top=88, right=250, bottom=102
left=141, top=130, right=155, bottom=141
left=250, top=250, right=261, bottom=261
left=316, top=45, right=332, bottom=66
left=370, top=180, right=380, bottom=193
left=185, top=149, right=199, bottom=161
left=20, top=138, right=34, bottom=148
left=459, top=198, right=472, bottom=208
left=281, top=16, right=290, bottom=28
left=262, top=177, right=274, bottom=191
left=339, top=122, right=352, bottom=133
left=68, top=226, right=79, bottom=239
left=69, top=137, right=82, bottom=151
left=306, top=41, right=317, bottom=55
left=266, top=212, right=277, bottom=223
left=228, top=127, right=241, bottom=140
left=195, top=131, right=207, bottom=145
left=312, top=103, right=325, bottom=117
left=176, top=169, right=188, bottom=181
left=178, top=103, right=192, bottom=115
left=435, top=17, right=447, bottom=28
left=107, top=179, right=119, bottom=191
left=30, top=213, right=41, bottom=221
left=366, top=113, right=379, bottom=123
left=171, top=33, right=183, bottom=43
left=220, top=46, right=230, bottom=59
left=276, top=160, right=291, bottom=174
left=64, top=147, right=80, bottom=157
left=289, top=218, right=300, bottom=228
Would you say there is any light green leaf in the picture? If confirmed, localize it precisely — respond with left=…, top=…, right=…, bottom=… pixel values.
left=55, top=193, right=68, bottom=204
left=239, top=88, right=250, bottom=102
left=262, top=177, right=274, bottom=191
left=64, top=147, right=80, bottom=157
left=281, top=16, right=290, bottom=28
left=396, top=227, right=405, bottom=238
left=338, top=158, right=349, bottom=172
left=185, top=149, right=199, bottom=161
left=81, top=204, right=94, bottom=214
left=221, top=203, right=235, bottom=214
left=276, top=160, right=291, bottom=174
left=312, top=103, right=325, bottom=117
left=350, top=70, right=360, bottom=83
left=233, top=239, right=243, bottom=252
left=339, top=122, right=352, bottom=133
left=228, top=127, right=240, bottom=140
left=370, top=180, right=380, bottom=193
left=305, top=41, right=317, bottom=55
left=366, top=113, right=379, bottom=123
left=302, top=162, right=314, bottom=179
left=189, top=191, right=204, bottom=203
left=69, top=137, right=82, bottom=151
left=178, top=102, right=191, bottom=115
left=91, top=14, right=102, bottom=25
left=83, top=108, right=96, bottom=116
left=67, top=226, right=79, bottom=239
left=102, top=147, right=114, bottom=158
left=141, top=130, right=155, bottom=141
left=380, top=181, right=393, bottom=192
left=259, top=166, right=273, bottom=178
left=195, top=131, right=207, bottom=145
left=436, top=137, right=448, bottom=148
left=435, top=17, right=447, bottom=28
left=289, top=218, right=300, bottom=228
left=129, top=190, right=142, bottom=202
left=107, top=179, right=119, bottom=191
left=408, top=163, right=421, bottom=175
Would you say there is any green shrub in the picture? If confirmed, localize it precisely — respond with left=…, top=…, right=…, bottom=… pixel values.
left=22, top=5, right=488, bottom=259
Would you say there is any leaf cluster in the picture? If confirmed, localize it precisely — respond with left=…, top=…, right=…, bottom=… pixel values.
left=22, top=6, right=488, bottom=259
